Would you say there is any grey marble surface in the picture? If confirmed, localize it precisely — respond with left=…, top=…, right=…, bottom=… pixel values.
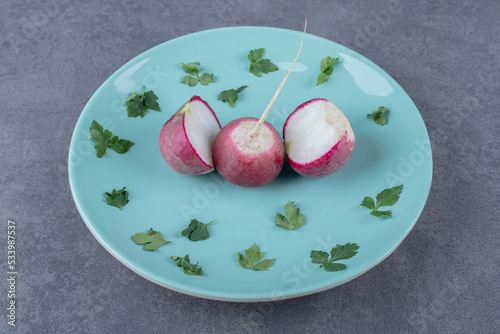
left=1, top=0, right=499, bottom=333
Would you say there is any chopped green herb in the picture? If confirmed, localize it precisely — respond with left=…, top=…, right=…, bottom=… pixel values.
left=131, top=228, right=171, bottom=251
left=311, top=243, right=359, bottom=272
left=274, top=201, right=306, bottom=230
left=237, top=243, right=275, bottom=271
left=247, top=48, right=278, bottom=77
left=126, top=86, right=161, bottom=118
left=360, top=184, right=403, bottom=217
left=181, top=62, right=214, bottom=87
left=170, top=255, right=204, bottom=276
left=90, top=120, right=134, bottom=158
left=367, top=106, right=388, bottom=126
left=104, top=186, right=129, bottom=210
left=218, top=85, right=247, bottom=107
left=181, top=219, right=214, bottom=241
left=316, top=56, right=339, bottom=85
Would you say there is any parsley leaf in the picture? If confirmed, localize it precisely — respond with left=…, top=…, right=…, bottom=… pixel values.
left=274, top=201, right=306, bottom=230
left=371, top=210, right=393, bottom=217
left=90, top=121, right=113, bottom=158
left=310, top=250, right=330, bottom=264
left=181, top=62, right=214, bottom=87
left=90, top=120, right=134, bottom=158
left=367, top=106, right=388, bottom=126
left=181, top=219, right=214, bottom=241
left=247, top=48, right=278, bottom=77
left=104, top=186, right=129, bottom=210
left=125, top=86, right=161, bottom=118
left=360, top=184, right=403, bottom=218
left=126, top=93, right=146, bottom=117
left=360, top=197, right=375, bottom=210
left=311, top=243, right=359, bottom=272
left=252, top=259, right=276, bottom=271
left=170, top=255, right=204, bottom=276
left=237, top=243, right=275, bottom=271
left=107, top=135, right=135, bottom=154
left=182, top=75, right=198, bottom=87
left=217, top=85, right=247, bottom=107
left=376, top=185, right=403, bottom=206
left=199, top=73, right=215, bottom=86
left=143, top=90, right=161, bottom=111
left=316, top=56, right=339, bottom=85
left=248, top=48, right=265, bottom=62
left=131, top=228, right=171, bottom=251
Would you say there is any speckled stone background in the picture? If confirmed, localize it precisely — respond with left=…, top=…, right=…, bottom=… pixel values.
left=1, top=0, right=499, bottom=333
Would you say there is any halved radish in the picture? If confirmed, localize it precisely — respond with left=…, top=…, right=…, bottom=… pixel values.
left=283, top=98, right=355, bottom=178
left=159, top=96, right=221, bottom=175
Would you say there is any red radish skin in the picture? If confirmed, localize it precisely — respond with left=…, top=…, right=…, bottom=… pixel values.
left=159, top=96, right=221, bottom=175
left=213, top=118, right=285, bottom=187
left=283, top=98, right=355, bottom=178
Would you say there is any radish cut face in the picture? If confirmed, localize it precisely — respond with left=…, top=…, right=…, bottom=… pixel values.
left=184, top=98, right=221, bottom=167
left=283, top=98, right=355, bottom=178
left=159, top=96, right=221, bottom=175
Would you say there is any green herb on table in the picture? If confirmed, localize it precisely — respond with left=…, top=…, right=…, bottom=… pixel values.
left=367, top=106, right=389, bottom=126
left=181, top=62, right=214, bottom=87
left=181, top=219, right=214, bottom=241
left=90, top=120, right=134, bottom=158
left=218, top=85, right=247, bottom=107
left=311, top=243, right=359, bottom=272
left=274, top=201, right=305, bottom=230
left=316, top=56, right=339, bottom=86
left=170, top=255, right=204, bottom=276
left=125, top=86, right=161, bottom=118
left=131, top=228, right=171, bottom=251
left=247, top=48, right=278, bottom=77
left=237, top=243, right=275, bottom=271
left=104, top=186, right=129, bottom=210
left=360, top=184, right=403, bottom=217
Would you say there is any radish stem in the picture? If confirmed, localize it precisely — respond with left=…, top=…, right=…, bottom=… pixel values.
left=250, top=18, right=307, bottom=138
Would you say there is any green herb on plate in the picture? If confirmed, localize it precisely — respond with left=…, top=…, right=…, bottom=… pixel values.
left=181, top=62, right=214, bottom=87
left=367, top=106, right=389, bottom=126
left=125, top=86, right=161, bottom=118
left=181, top=219, right=214, bottom=241
left=237, top=243, right=275, bottom=271
left=316, top=56, right=339, bottom=86
left=274, top=201, right=306, bottom=230
left=90, top=120, right=134, bottom=158
left=218, top=85, right=247, bottom=107
left=247, top=48, right=278, bottom=77
left=131, top=228, right=171, bottom=251
left=360, top=184, right=403, bottom=217
left=104, top=186, right=129, bottom=210
left=311, top=243, right=359, bottom=272
left=170, top=255, right=204, bottom=276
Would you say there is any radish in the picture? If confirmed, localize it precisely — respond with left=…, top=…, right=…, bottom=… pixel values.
left=212, top=117, right=286, bottom=187
left=212, top=20, right=307, bottom=187
left=159, top=96, right=221, bottom=175
left=283, top=98, right=355, bottom=178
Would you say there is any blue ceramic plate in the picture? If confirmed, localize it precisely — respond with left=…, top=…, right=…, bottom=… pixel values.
left=69, top=27, right=432, bottom=302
